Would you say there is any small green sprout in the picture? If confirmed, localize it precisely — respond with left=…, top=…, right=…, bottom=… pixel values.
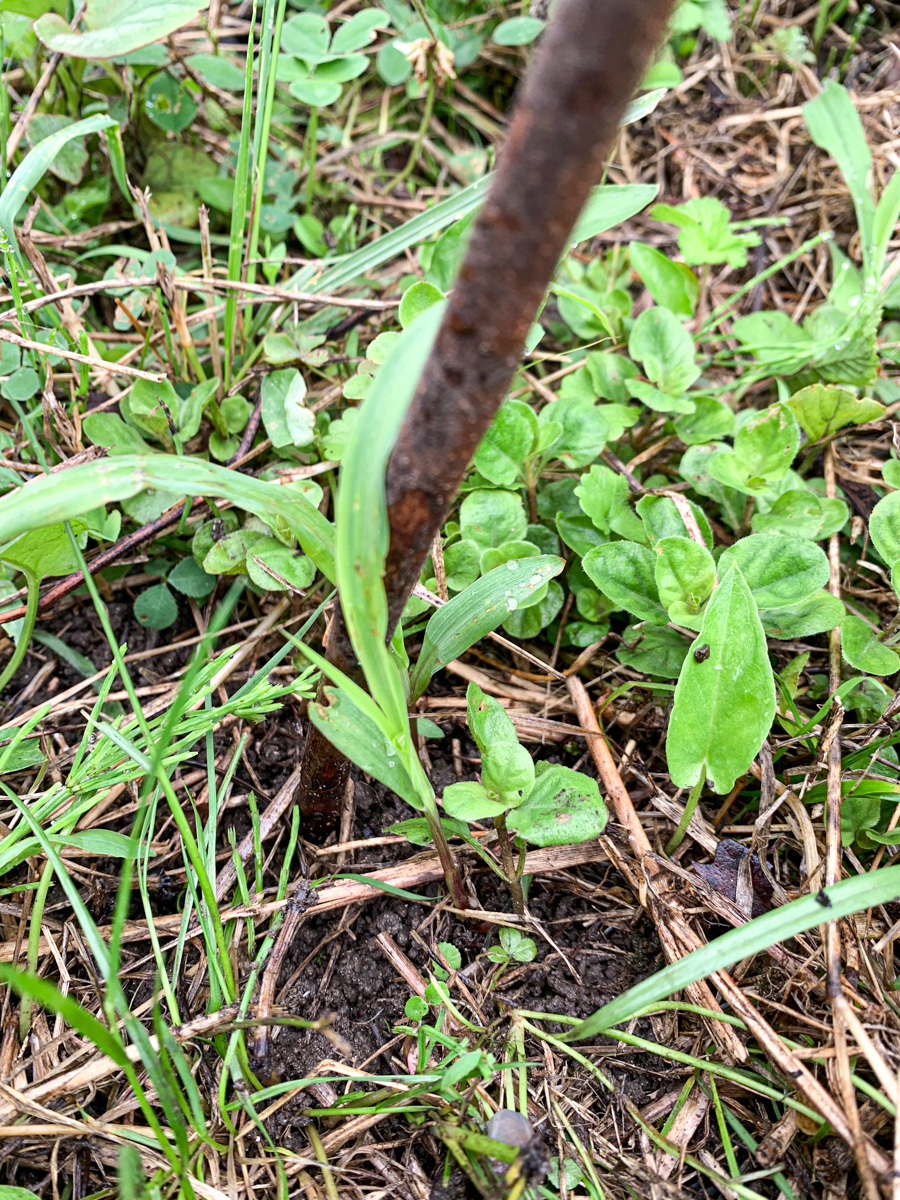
left=442, top=684, right=608, bottom=913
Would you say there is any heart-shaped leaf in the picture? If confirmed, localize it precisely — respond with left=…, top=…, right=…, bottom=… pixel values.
left=582, top=542, right=667, bottom=624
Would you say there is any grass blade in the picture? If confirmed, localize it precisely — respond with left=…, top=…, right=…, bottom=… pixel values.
left=0, top=454, right=334, bottom=580
left=566, top=864, right=900, bottom=1040
left=0, top=114, right=116, bottom=249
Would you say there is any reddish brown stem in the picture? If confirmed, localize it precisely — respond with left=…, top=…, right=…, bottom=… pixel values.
left=295, top=0, right=676, bottom=836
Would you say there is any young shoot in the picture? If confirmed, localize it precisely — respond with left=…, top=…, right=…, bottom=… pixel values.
left=442, top=684, right=608, bottom=914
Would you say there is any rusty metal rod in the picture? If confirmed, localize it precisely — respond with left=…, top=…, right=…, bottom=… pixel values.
left=297, top=0, right=675, bottom=833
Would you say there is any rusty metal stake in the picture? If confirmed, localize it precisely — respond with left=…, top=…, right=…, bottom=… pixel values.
left=297, top=0, right=676, bottom=833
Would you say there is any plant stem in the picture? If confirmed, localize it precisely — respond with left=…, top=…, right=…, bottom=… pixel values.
left=305, top=105, right=319, bottom=208
left=665, top=767, right=706, bottom=855
left=0, top=567, right=39, bottom=695
left=407, top=752, right=467, bottom=909
left=494, top=813, right=525, bottom=915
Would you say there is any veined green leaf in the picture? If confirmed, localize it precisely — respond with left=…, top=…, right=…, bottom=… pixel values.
left=0, top=454, right=334, bottom=581
left=785, top=384, right=883, bottom=441
left=582, top=542, right=667, bottom=625
left=667, top=565, right=775, bottom=794
left=409, top=555, right=564, bottom=700
left=803, top=81, right=876, bottom=277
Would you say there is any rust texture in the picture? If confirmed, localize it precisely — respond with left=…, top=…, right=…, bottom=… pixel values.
left=297, top=0, right=675, bottom=833
left=383, top=0, right=675, bottom=628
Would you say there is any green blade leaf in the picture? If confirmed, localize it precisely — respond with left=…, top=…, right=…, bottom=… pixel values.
left=0, top=454, right=334, bottom=581
left=0, top=114, right=116, bottom=250
left=0, top=963, right=127, bottom=1065
left=566, top=864, right=900, bottom=1040
left=803, top=81, right=876, bottom=274
left=409, top=555, right=564, bottom=699
left=666, top=565, right=775, bottom=794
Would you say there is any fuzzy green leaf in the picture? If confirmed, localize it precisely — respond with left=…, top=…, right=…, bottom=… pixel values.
left=582, top=542, right=667, bottom=625
left=508, top=764, right=608, bottom=847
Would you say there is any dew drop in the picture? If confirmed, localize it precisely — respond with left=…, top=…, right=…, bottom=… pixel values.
left=506, top=597, right=518, bottom=611
left=529, top=574, right=543, bottom=586
left=506, top=560, right=519, bottom=570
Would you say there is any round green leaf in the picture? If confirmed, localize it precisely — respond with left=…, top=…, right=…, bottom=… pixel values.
left=331, top=9, right=385, bottom=53
left=282, top=12, right=331, bottom=59
left=405, top=995, right=429, bottom=1020
left=870, top=491, right=900, bottom=568
left=502, top=578, right=563, bottom=638
left=493, top=16, right=545, bottom=45
left=134, top=583, right=178, bottom=630
left=289, top=78, right=342, bottom=106
left=459, top=489, right=527, bottom=550
left=246, top=540, right=316, bottom=592
left=399, top=281, right=444, bottom=329
left=314, top=54, right=368, bottom=84
left=443, top=539, right=481, bottom=591
left=499, top=927, right=537, bottom=962
left=1, top=367, right=40, bottom=402
left=145, top=73, right=198, bottom=134
left=377, top=39, right=412, bottom=85
left=508, top=765, right=608, bottom=847
left=442, top=781, right=507, bottom=822
left=167, top=557, right=216, bottom=599
left=841, top=614, right=900, bottom=676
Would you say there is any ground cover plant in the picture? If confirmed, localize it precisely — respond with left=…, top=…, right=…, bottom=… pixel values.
left=0, top=0, right=899, bottom=1197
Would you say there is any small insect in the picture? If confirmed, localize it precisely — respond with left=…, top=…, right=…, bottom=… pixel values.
left=816, top=888, right=832, bottom=908
left=693, top=644, right=711, bottom=663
